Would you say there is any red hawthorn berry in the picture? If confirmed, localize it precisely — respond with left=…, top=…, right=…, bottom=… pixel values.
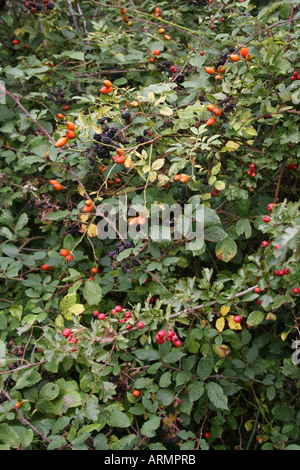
left=115, top=305, right=122, bottom=312
left=157, top=330, right=165, bottom=338
left=284, top=268, right=290, bottom=275
left=126, top=324, right=133, bottom=330
left=275, top=245, right=282, bottom=250
left=234, top=315, right=242, bottom=323
left=262, top=215, right=271, bottom=223
left=111, top=309, right=116, bottom=315
left=200, top=51, right=204, bottom=56
left=204, top=432, right=211, bottom=439
left=292, top=287, right=299, bottom=295
left=132, top=389, right=140, bottom=398
left=257, top=300, right=262, bottom=305
left=137, top=321, right=144, bottom=329
left=267, top=203, right=275, bottom=211
left=274, top=270, right=280, bottom=276
left=62, top=328, right=71, bottom=338
left=173, top=339, right=182, bottom=347
left=98, top=313, right=106, bottom=320
left=261, top=241, right=269, bottom=248
left=93, top=310, right=99, bottom=317
left=254, top=287, right=261, bottom=294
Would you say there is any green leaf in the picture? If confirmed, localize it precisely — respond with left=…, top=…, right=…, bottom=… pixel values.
left=82, top=280, right=103, bottom=305
left=0, top=424, right=21, bottom=449
left=141, top=416, right=161, bottom=437
left=107, top=409, right=131, bottom=428
left=247, top=311, right=265, bottom=326
left=206, top=382, right=229, bottom=410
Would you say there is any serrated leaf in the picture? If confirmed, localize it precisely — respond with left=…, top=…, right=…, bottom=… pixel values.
left=206, top=382, right=229, bottom=410
left=82, top=280, right=103, bottom=305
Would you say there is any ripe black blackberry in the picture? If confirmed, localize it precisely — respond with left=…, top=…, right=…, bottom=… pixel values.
left=98, top=117, right=106, bottom=125
left=121, top=111, right=131, bottom=123
left=102, top=136, right=112, bottom=145
left=47, top=2, right=55, bottom=9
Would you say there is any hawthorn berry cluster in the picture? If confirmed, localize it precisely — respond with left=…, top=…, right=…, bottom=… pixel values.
left=93, top=304, right=142, bottom=330
left=291, top=70, right=300, bottom=81
left=155, top=330, right=182, bottom=347
left=286, top=163, right=297, bottom=171
left=23, top=0, right=55, bottom=15
left=247, top=163, right=257, bottom=178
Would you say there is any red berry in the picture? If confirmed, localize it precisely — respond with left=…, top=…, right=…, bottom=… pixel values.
left=204, top=432, right=211, bottom=439
left=275, top=244, right=282, bottom=251
left=262, top=215, right=271, bottom=223
left=284, top=268, right=290, bottom=275
left=257, top=300, right=262, bottom=305
left=254, top=287, right=261, bottom=294
left=173, top=339, right=182, bottom=347
left=93, top=310, right=99, bottom=317
left=261, top=241, right=269, bottom=248
left=157, top=330, right=165, bottom=338
left=115, top=305, right=122, bottom=312
left=126, top=324, right=133, bottom=330
left=41, top=264, right=50, bottom=271
left=274, top=270, right=280, bottom=276
left=98, top=313, right=106, bottom=320
left=62, top=328, right=71, bottom=338
left=267, top=203, right=275, bottom=211
left=279, top=270, right=285, bottom=276
left=137, top=321, right=144, bottom=329
left=292, top=287, right=299, bottom=295
left=234, top=315, right=241, bottom=323
left=200, top=51, right=204, bottom=56
left=111, top=308, right=116, bottom=315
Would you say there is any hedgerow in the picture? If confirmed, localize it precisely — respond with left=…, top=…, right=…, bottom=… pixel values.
left=0, top=0, right=299, bottom=451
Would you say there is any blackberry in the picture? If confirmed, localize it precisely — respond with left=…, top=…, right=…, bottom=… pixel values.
left=110, top=126, right=118, bottom=134
left=98, top=117, right=106, bottom=125
left=102, top=125, right=110, bottom=133
left=102, top=136, right=112, bottom=145
left=165, top=60, right=172, bottom=67
left=94, top=133, right=102, bottom=142
left=132, top=259, right=140, bottom=266
left=0, top=278, right=5, bottom=285
left=121, top=111, right=131, bottom=122
left=28, top=204, right=35, bottom=210
left=47, top=2, right=55, bottom=10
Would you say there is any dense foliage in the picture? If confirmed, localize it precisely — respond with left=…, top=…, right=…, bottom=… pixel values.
left=0, top=0, right=299, bottom=451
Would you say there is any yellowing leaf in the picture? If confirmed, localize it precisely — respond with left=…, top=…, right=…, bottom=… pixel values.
left=87, top=223, right=98, bottom=238
left=227, top=315, right=242, bottom=330
left=78, top=185, right=85, bottom=197
left=281, top=332, right=288, bottom=341
left=80, top=214, right=90, bottom=223
left=216, top=317, right=225, bottom=333
left=220, top=305, right=230, bottom=316
left=213, top=344, right=230, bottom=358
left=224, top=141, right=241, bottom=151
left=162, top=413, right=176, bottom=428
